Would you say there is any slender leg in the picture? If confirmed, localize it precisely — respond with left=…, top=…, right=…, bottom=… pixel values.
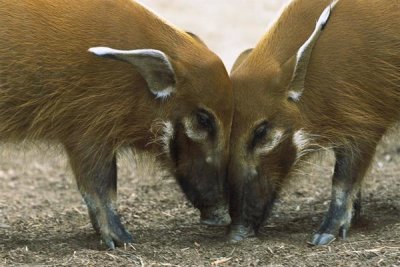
left=311, top=143, right=375, bottom=245
left=352, top=189, right=362, bottom=223
left=65, top=146, right=133, bottom=249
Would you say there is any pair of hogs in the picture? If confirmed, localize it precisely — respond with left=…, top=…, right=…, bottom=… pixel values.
left=0, top=0, right=399, bottom=249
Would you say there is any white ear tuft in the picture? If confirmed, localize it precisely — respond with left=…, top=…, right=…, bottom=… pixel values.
left=155, top=86, right=175, bottom=100
left=88, top=47, right=116, bottom=56
left=288, top=91, right=302, bottom=102
left=288, top=0, right=339, bottom=102
left=317, top=0, right=338, bottom=30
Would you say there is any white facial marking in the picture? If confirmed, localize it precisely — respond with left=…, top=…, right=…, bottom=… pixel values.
left=256, top=129, right=284, bottom=155
left=155, top=86, right=175, bottom=100
left=183, top=118, right=207, bottom=142
left=161, top=121, right=174, bottom=154
left=206, top=156, right=213, bottom=164
left=293, top=129, right=310, bottom=151
left=288, top=90, right=302, bottom=102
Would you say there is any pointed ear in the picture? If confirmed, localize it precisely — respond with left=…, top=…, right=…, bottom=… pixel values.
left=277, top=55, right=297, bottom=88
left=287, top=0, right=339, bottom=102
left=231, top=48, right=253, bottom=74
left=89, top=47, right=176, bottom=99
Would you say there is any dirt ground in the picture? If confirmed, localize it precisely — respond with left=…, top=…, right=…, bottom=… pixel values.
left=1, top=0, right=399, bottom=266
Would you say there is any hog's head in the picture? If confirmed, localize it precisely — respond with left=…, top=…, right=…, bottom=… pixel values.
left=89, top=31, right=233, bottom=226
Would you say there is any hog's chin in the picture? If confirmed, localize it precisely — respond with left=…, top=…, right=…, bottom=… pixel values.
left=174, top=175, right=230, bottom=226
left=200, top=204, right=231, bottom=226
left=227, top=190, right=278, bottom=242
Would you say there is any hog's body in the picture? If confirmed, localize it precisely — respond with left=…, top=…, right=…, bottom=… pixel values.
left=0, top=0, right=233, bottom=249
left=228, top=0, right=399, bottom=245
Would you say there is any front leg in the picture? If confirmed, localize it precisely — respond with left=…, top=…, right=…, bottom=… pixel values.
left=352, top=189, right=362, bottom=223
left=65, top=146, right=133, bottom=249
left=311, top=143, right=376, bottom=246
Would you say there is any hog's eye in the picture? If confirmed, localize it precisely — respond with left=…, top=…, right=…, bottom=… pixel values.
left=251, top=121, right=269, bottom=148
left=196, top=109, right=215, bottom=133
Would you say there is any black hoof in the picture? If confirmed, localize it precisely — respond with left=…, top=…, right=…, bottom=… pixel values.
left=227, top=224, right=255, bottom=243
left=201, top=217, right=230, bottom=226
left=100, top=212, right=134, bottom=250
left=102, top=230, right=134, bottom=250
left=310, top=233, right=336, bottom=246
left=101, top=226, right=134, bottom=250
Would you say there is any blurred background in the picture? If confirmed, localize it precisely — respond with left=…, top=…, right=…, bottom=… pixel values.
left=139, top=0, right=289, bottom=70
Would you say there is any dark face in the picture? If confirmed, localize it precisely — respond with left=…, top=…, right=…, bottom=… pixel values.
left=227, top=61, right=303, bottom=241
left=159, top=55, right=234, bottom=226
left=228, top=127, right=297, bottom=240
left=170, top=108, right=230, bottom=225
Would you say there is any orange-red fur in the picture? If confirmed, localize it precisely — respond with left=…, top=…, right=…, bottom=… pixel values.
left=228, top=0, right=400, bottom=243
left=0, top=0, right=231, bottom=159
left=234, top=0, right=400, bottom=149
left=0, top=0, right=233, bottom=248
